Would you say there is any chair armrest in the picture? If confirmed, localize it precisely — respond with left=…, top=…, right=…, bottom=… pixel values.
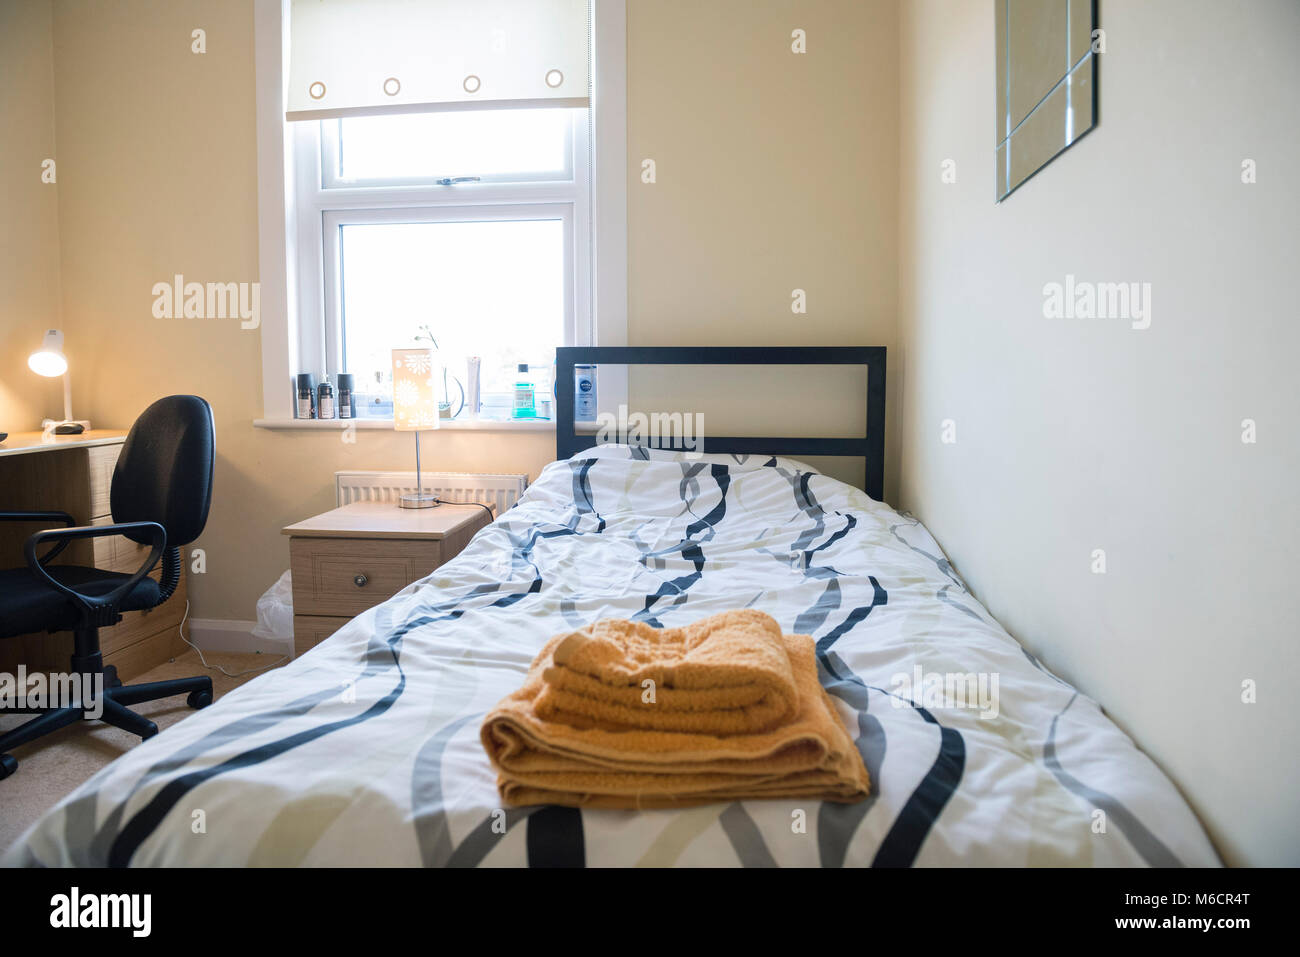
left=0, top=510, right=76, bottom=564
left=22, top=522, right=167, bottom=626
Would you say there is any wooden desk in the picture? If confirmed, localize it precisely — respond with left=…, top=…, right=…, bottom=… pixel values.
left=0, top=429, right=188, bottom=679
left=0, top=429, right=132, bottom=458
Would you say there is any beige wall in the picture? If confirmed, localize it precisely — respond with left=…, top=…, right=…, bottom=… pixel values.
left=37, top=0, right=900, bottom=621
left=898, top=0, right=1299, bottom=865
left=46, top=0, right=557, bottom=619
left=0, top=0, right=63, bottom=429
left=627, top=0, right=899, bottom=494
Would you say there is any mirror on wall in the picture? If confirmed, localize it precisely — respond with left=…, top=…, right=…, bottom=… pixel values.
left=995, top=0, right=1098, bottom=200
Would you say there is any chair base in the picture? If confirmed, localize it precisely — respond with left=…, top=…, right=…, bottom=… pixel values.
left=0, top=673, right=213, bottom=781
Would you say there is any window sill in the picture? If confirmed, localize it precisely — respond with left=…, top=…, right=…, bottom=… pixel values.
left=253, top=417, right=556, bottom=432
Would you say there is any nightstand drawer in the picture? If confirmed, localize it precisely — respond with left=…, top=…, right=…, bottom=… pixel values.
left=292, top=615, right=345, bottom=659
left=282, top=502, right=493, bottom=657
left=289, top=537, right=441, bottom=618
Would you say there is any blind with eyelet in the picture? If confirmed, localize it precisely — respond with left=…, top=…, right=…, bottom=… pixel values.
left=285, top=0, right=591, bottom=121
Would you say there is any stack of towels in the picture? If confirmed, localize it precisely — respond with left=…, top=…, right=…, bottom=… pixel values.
left=480, top=609, right=871, bottom=809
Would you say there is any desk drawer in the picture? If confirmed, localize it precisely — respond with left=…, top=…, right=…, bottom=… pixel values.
left=91, top=515, right=158, bottom=574
left=88, top=444, right=122, bottom=519
left=289, top=537, right=441, bottom=618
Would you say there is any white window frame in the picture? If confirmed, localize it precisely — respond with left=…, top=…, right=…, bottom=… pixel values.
left=253, top=0, right=627, bottom=428
left=296, top=114, right=590, bottom=385
left=319, top=116, right=577, bottom=189
left=321, top=202, right=580, bottom=380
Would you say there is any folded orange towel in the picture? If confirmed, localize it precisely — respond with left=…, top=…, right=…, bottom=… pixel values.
left=481, top=611, right=870, bottom=810
left=536, top=609, right=799, bottom=734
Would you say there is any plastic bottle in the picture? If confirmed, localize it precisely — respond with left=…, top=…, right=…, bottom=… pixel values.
left=513, top=364, right=536, bottom=418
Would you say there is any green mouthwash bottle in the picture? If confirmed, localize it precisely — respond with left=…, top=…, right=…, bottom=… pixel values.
left=513, top=364, right=536, bottom=418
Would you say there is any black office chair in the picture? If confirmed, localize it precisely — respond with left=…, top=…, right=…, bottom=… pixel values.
left=0, top=395, right=216, bottom=779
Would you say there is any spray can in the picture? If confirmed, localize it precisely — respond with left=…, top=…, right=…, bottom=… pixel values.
left=337, top=373, right=355, bottom=419
left=317, top=376, right=336, bottom=419
left=296, top=373, right=316, bottom=418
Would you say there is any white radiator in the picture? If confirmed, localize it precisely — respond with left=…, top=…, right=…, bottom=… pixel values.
left=334, top=470, right=528, bottom=514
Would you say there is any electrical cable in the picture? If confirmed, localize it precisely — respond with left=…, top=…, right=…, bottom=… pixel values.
left=175, top=600, right=290, bottom=678
left=433, top=498, right=496, bottom=517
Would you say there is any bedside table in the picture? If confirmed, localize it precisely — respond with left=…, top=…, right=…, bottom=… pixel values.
left=281, top=501, right=493, bottom=657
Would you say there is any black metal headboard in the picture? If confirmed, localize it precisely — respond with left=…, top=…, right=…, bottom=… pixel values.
left=554, top=346, right=886, bottom=500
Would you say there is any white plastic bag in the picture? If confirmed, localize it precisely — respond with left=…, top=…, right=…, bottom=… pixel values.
left=251, top=570, right=294, bottom=645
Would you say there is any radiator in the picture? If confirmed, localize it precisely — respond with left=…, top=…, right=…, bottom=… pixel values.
left=334, top=470, right=528, bottom=514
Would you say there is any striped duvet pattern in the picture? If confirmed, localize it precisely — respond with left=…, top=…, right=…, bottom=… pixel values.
left=5, top=448, right=1220, bottom=866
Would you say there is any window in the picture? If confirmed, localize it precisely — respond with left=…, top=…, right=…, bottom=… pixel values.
left=324, top=110, right=573, bottom=185
left=255, top=0, right=626, bottom=427
left=294, top=107, right=591, bottom=419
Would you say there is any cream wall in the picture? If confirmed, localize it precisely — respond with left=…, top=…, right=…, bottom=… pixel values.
left=898, top=0, right=1299, bottom=865
left=0, top=0, right=63, bottom=429
left=627, top=0, right=899, bottom=495
left=48, top=0, right=555, bottom=620
left=41, top=0, right=901, bottom=621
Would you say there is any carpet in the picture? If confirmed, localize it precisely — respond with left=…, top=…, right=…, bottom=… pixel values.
left=0, top=650, right=287, bottom=857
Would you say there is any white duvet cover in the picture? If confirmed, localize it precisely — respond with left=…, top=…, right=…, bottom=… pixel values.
left=5, top=448, right=1219, bottom=866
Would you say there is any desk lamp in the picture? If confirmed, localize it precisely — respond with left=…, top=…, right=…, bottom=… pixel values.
left=28, top=329, right=89, bottom=435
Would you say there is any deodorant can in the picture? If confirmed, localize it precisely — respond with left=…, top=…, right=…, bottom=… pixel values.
left=317, top=377, right=335, bottom=419
left=575, top=365, right=597, bottom=421
left=296, top=373, right=316, bottom=418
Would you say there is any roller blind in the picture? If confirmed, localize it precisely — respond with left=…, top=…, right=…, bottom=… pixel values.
left=286, top=0, right=591, bottom=121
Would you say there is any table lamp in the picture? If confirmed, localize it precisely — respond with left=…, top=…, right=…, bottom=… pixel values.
left=28, top=329, right=90, bottom=435
left=392, top=347, right=440, bottom=508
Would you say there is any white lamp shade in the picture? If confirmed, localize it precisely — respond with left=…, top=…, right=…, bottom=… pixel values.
left=391, top=348, right=441, bottom=432
left=28, top=329, right=68, bottom=378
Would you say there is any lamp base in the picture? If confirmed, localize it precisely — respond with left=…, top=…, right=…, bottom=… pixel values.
left=398, top=493, right=439, bottom=509
left=42, top=418, right=90, bottom=436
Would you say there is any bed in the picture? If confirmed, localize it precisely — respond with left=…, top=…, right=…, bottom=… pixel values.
left=3, top=348, right=1219, bottom=867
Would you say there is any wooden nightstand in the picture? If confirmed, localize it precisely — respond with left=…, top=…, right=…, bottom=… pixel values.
left=281, top=501, right=493, bottom=657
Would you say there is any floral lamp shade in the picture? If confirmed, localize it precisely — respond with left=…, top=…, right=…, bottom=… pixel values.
left=391, top=348, right=441, bottom=432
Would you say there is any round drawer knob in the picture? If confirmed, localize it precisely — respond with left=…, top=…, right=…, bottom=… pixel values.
left=353, top=574, right=368, bottom=588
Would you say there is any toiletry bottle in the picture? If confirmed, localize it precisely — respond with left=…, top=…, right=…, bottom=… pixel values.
left=317, top=376, right=335, bottom=419
left=297, top=373, right=316, bottom=418
left=575, top=364, right=598, bottom=421
left=513, top=364, right=536, bottom=418
left=466, top=357, right=482, bottom=418
left=336, top=373, right=354, bottom=419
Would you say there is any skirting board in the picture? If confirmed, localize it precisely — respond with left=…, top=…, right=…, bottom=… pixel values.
left=187, top=618, right=293, bottom=657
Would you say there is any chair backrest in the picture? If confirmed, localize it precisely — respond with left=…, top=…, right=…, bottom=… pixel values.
left=110, top=396, right=214, bottom=547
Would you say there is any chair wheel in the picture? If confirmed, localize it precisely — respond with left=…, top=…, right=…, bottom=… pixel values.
left=140, top=720, right=159, bottom=740
left=187, top=690, right=213, bottom=710
left=102, top=665, right=122, bottom=689
left=0, top=754, right=17, bottom=780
